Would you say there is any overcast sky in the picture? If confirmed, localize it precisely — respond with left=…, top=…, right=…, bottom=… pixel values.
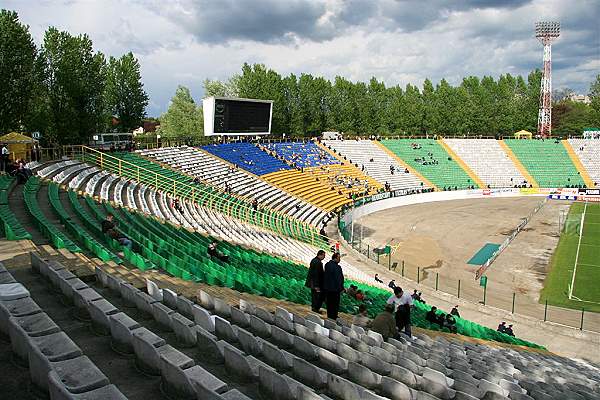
left=6, top=0, right=600, bottom=117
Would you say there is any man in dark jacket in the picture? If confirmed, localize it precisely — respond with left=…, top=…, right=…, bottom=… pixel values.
left=305, top=250, right=326, bottom=313
left=323, top=252, right=344, bottom=320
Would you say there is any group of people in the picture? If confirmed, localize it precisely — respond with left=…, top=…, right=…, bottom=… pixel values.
left=426, top=306, right=457, bottom=333
left=1, top=145, right=33, bottom=184
left=497, top=321, right=515, bottom=336
left=305, top=250, right=345, bottom=320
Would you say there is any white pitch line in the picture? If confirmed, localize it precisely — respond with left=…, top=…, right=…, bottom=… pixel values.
left=568, top=201, right=587, bottom=300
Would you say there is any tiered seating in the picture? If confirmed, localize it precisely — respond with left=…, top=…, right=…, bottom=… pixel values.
left=323, top=139, right=427, bottom=191
left=504, top=139, right=585, bottom=187
left=568, top=139, right=600, bottom=187
left=7, top=164, right=539, bottom=347
left=262, top=141, right=338, bottom=167
left=382, top=139, right=476, bottom=190
left=78, top=150, right=319, bottom=245
left=3, top=251, right=599, bottom=400
left=444, top=139, right=527, bottom=188
left=0, top=258, right=127, bottom=398
left=262, top=164, right=382, bottom=212
left=23, top=177, right=82, bottom=253
left=35, top=161, right=323, bottom=264
left=203, top=142, right=292, bottom=175
left=0, top=176, right=31, bottom=240
left=138, top=146, right=327, bottom=226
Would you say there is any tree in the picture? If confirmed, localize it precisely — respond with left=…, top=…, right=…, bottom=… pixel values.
left=421, top=79, right=438, bottom=134
left=203, top=75, right=240, bottom=97
left=589, top=74, right=600, bottom=126
left=159, top=86, right=202, bottom=139
left=38, top=27, right=106, bottom=145
left=104, top=52, right=149, bottom=132
left=0, top=10, right=37, bottom=133
left=552, top=100, right=596, bottom=135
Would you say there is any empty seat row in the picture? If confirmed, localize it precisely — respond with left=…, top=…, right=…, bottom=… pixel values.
left=323, top=139, right=427, bottom=191
left=567, top=139, right=600, bottom=187
left=0, top=257, right=126, bottom=399
left=443, top=139, right=526, bottom=188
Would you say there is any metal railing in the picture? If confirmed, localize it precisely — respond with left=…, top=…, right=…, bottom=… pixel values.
left=61, top=145, right=328, bottom=246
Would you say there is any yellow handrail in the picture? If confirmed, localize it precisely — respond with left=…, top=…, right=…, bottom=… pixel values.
left=61, top=145, right=326, bottom=245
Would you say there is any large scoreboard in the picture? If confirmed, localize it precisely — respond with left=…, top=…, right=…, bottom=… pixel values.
left=203, top=97, right=273, bottom=136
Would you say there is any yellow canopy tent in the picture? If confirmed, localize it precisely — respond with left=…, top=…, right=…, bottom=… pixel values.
left=0, top=132, right=38, bottom=161
left=514, top=130, right=533, bottom=139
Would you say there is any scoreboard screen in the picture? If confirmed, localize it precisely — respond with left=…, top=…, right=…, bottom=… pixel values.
left=203, top=97, right=273, bottom=136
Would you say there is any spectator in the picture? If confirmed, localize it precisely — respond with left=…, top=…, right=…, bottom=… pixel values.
left=497, top=321, right=507, bottom=333
left=355, top=289, right=366, bottom=302
left=505, top=324, right=515, bottom=337
left=15, top=159, right=32, bottom=184
left=101, top=214, right=132, bottom=252
left=346, top=284, right=358, bottom=298
left=387, top=287, right=403, bottom=311
left=411, top=290, right=425, bottom=304
left=173, top=199, right=183, bottom=214
left=371, top=304, right=398, bottom=340
left=207, top=241, right=229, bottom=263
left=252, top=198, right=258, bottom=212
left=426, top=306, right=444, bottom=326
left=450, top=305, right=460, bottom=318
left=388, top=280, right=396, bottom=289
left=392, top=287, right=413, bottom=337
left=305, top=250, right=326, bottom=313
left=323, top=252, right=344, bottom=320
left=193, top=176, right=201, bottom=185
left=374, top=273, right=384, bottom=283
left=444, top=314, right=457, bottom=333
left=352, top=304, right=371, bottom=329
left=0, top=144, right=8, bottom=173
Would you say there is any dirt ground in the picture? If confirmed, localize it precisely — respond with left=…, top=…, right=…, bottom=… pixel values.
left=356, top=197, right=573, bottom=306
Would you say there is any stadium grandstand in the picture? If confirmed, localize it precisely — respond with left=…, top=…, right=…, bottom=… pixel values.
left=2, top=137, right=600, bottom=400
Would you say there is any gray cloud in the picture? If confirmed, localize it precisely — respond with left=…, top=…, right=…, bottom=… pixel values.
left=155, top=0, right=333, bottom=44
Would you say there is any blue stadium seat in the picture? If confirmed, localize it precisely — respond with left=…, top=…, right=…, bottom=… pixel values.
left=202, top=143, right=291, bottom=176
left=266, top=142, right=338, bottom=168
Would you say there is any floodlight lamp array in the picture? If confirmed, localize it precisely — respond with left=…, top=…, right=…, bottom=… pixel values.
left=535, top=21, right=560, bottom=38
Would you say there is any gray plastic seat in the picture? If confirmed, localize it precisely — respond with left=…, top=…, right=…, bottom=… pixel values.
left=48, top=370, right=126, bottom=400
left=28, top=331, right=83, bottom=392
left=8, top=313, right=61, bottom=362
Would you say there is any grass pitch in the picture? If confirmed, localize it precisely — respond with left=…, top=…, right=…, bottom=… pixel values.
left=541, top=201, right=600, bottom=313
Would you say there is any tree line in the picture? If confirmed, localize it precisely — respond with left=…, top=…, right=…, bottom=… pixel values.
left=197, top=63, right=599, bottom=138
left=0, top=10, right=148, bottom=145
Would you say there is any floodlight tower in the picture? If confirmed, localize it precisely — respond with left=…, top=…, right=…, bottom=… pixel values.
left=535, top=21, right=560, bottom=138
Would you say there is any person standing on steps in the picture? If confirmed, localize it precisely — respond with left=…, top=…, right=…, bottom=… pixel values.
left=1, top=144, right=9, bottom=173
left=305, top=250, right=326, bottom=313
left=323, top=252, right=344, bottom=320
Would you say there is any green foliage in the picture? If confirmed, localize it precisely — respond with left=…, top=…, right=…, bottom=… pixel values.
left=203, top=75, right=240, bottom=97
left=0, top=10, right=149, bottom=145
left=552, top=100, right=597, bottom=135
left=589, top=74, right=600, bottom=126
left=158, top=86, right=202, bottom=139
left=231, top=63, right=591, bottom=137
left=36, top=27, right=107, bottom=145
left=104, top=52, right=149, bottom=132
left=0, top=9, right=37, bottom=133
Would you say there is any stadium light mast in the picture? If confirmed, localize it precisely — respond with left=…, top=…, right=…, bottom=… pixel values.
left=535, top=21, right=560, bottom=138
